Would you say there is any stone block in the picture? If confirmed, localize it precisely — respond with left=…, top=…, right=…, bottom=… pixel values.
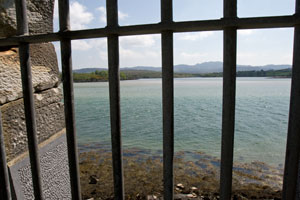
left=0, top=0, right=55, bottom=37
left=0, top=43, right=59, bottom=105
left=1, top=87, right=65, bottom=161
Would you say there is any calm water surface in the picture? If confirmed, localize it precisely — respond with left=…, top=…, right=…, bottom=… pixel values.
left=74, top=77, right=291, bottom=167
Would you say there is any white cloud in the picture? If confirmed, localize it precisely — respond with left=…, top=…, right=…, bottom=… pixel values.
left=237, top=52, right=292, bottom=65
left=91, top=39, right=107, bottom=49
left=238, top=30, right=255, bottom=36
left=99, top=50, right=108, bottom=62
left=97, top=7, right=107, bottom=23
left=72, top=40, right=92, bottom=50
left=180, top=52, right=207, bottom=59
left=120, top=47, right=159, bottom=59
left=175, top=51, right=223, bottom=65
left=96, top=6, right=129, bottom=23
left=120, top=35, right=157, bottom=48
left=119, top=11, right=129, bottom=20
left=178, top=31, right=214, bottom=41
left=70, top=2, right=94, bottom=30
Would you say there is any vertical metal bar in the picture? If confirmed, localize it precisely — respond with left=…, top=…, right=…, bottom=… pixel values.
left=220, top=0, right=237, bottom=200
left=106, top=0, right=124, bottom=199
left=162, top=31, right=174, bottom=200
left=15, top=0, right=44, bottom=199
left=0, top=111, right=11, bottom=200
left=282, top=1, right=300, bottom=199
left=58, top=0, right=82, bottom=200
left=161, top=0, right=174, bottom=199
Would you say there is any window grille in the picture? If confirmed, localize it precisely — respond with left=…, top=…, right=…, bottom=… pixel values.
left=0, top=0, right=300, bottom=199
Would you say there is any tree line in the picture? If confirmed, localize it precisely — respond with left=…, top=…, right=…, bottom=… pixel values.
left=69, top=68, right=291, bottom=82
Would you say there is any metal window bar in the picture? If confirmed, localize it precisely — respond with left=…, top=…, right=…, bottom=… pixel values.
left=1, top=16, right=300, bottom=47
left=161, top=0, right=174, bottom=199
left=15, top=0, right=44, bottom=199
left=0, top=111, right=11, bottom=200
left=58, top=0, right=82, bottom=199
left=106, top=0, right=124, bottom=199
left=220, top=0, right=237, bottom=199
left=0, top=0, right=299, bottom=199
left=282, top=0, right=300, bottom=200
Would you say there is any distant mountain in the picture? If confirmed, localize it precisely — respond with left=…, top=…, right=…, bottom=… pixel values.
left=174, top=62, right=291, bottom=73
left=73, top=62, right=291, bottom=74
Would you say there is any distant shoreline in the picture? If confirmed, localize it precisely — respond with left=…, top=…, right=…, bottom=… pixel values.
left=70, top=68, right=292, bottom=82
left=73, top=75, right=291, bottom=83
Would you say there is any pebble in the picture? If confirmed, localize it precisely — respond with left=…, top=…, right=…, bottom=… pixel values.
left=186, top=193, right=197, bottom=198
left=89, top=175, right=99, bottom=184
left=190, top=187, right=197, bottom=191
left=176, top=183, right=185, bottom=189
left=147, top=195, right=158, bottom=200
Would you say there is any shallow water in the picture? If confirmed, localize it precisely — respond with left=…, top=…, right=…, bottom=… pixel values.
left=74, top=77, right=291, bottom=167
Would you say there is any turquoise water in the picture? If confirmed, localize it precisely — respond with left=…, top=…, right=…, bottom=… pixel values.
left=74, top=77, right=291, bottom=167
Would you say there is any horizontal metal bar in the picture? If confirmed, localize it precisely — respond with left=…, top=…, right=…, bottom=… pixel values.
left=0, top=111, right=11, bottom=200
left=0, top=15, right=299, bottom=46
left=59, top=0, right=82, bottom=199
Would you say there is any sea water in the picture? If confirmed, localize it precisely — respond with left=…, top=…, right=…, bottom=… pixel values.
left=74, top=77, right=290, bottom=167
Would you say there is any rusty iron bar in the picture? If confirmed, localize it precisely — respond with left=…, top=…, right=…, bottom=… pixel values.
left=0, top=111, right=11, bottom=200
left=220, top=0, right=237, bottom=200
left=15, top=0, right=44, bottom=199
left=161, top=0, right=174, bottom=199
left=0, top=15, right=300, bottom=47
left=106, top=0, right=124, bottom=199
left=58, top=0, right=82, bottom=199
left=282, top=0, right=300, bottom=199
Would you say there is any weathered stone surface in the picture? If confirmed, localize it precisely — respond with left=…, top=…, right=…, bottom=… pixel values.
left=1, top=87, right=65, bottom=161
left=0, top=43, right=59, bottom=105
left=0, top=0, right=54, bottom=37
left=9, top=132, right=71, bottom=199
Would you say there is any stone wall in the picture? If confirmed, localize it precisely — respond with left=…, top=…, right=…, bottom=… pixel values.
left=0, top=43, right=64, bottom=162
left=0, top=0, right=55, bottom=37
left=0, top=0, right=72, bottom=199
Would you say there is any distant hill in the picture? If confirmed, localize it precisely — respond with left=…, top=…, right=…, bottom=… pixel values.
left=73, top=62, right=291, bottom=74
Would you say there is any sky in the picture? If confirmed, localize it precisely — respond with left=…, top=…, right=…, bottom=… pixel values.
left=53, top=0, right=296, bottom=70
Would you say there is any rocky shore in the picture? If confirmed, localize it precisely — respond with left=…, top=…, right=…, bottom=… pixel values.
left=78, top=146, right=283, bottom=200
